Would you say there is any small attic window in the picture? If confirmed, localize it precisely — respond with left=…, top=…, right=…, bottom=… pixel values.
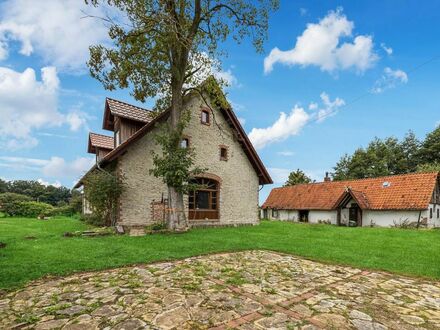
left=201, top=109, right=210, bottom=125
left=382, top=181, right=391, bottom=188
left=220, top=146, right=228, bottom=161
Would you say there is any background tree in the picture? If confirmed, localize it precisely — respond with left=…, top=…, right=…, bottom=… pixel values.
left=332, top=128, right=440, bottom=180
left=416, top=162, right=440, bottom=173
left=284, top=169, right=312, bottom=186
left=86, top=0, right=279, bottom=230
left=0, top=179, right=8, bottom=194
left=418, top=126, right=440, bottom=164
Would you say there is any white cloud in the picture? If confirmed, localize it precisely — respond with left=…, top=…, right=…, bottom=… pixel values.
left=371, top=67, right=408, bottom=94
left=238, top=117, right=246, bottom=126
left=380, top=43, right=393, bottom=55
left=249, top=92, right=344, bottom=149
left=264, top=8, right=378, bottom=74
left=0, top=66, right=89, bottom=149
left=0, top=156, right=94, bottom=182
left=41, top=156, right=94, bottom=178
left=37, top=178, right=62, bottom=188
left=248, top=106, right=310, bottom=149
left=277, top=151, right=295, bottom=156
left=0, top=0, right=115, bottom=72
left=314, top=92, right=345, bottom=122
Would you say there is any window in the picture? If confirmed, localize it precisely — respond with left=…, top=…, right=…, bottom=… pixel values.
left=430, top=208, right=433, bottom=219
left=188, top=177, right=219, bottom=220
left=272, top=208, right=278, bottom=218
left=201, top=110, right=210, bottom=125
left=437, top=208, right=439, bottom=218
left=115, top=130, right=121, bottom=147
left=181, top=138, right=189, bottom=148
left=220, top=146, right=228, bottom=161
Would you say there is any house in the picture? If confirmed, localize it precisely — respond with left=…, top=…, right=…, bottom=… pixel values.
left=74, top=80, right=272, bottom=232
left=262, top=172, right=440, bottom=228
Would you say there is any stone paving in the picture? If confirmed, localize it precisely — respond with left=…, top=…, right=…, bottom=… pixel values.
left=1, top=250, right=440, bottom=329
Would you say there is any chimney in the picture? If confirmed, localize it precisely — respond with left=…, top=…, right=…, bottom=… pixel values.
left=324, top=172, right=331, bottom=182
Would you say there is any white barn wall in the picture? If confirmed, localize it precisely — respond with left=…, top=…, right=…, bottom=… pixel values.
left=428, top=203, right=440, bottom=227
left=308, top=210, right=337, bottom=224
left=362, top=210, right=428, bottom=227
left=278, top=210, right=299, bottom=221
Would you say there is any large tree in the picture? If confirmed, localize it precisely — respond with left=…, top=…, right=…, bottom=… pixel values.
left=284, top=169, right=311, bottom=186
left=85, top=0, right=279, bottom=230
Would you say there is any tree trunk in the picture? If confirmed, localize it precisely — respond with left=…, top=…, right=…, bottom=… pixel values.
left=167, top=77, right=188, bottom=231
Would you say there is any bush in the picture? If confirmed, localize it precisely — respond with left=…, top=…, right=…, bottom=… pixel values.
left=0, top=193, right=32, bottom=216
left=15, top=201, right=55, bottom=218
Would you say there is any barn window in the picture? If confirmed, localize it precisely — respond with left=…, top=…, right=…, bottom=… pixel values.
left=437, top=208, right=439, bottom=218
left=201, top=109, right=210, bottom=125
left=220, top=146, right=228, bottom=161
left=430, top=208, right=433, bottom=219
left=272, top=209, right=278, bottom=218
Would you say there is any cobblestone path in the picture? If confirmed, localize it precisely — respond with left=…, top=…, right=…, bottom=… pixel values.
left=1, top=251, right=439, bottom=329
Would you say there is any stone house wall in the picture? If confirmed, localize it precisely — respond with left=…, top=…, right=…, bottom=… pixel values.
left=116, top=94, right=260, bottom=227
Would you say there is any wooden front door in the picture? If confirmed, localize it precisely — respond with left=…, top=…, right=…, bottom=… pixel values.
left=188, top=178, right=219, bottom=220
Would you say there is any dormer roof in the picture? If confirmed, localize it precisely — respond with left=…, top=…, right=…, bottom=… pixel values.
left=102, top=97, right=154, bottom=131
left=87, top=132, right=114, bottom=154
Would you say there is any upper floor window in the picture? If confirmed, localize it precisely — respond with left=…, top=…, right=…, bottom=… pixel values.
left=220, top=146, right=228, bottom=161
left=181, top=138, right=189, bottom=149
left=201, top=109, right=210, bottom=125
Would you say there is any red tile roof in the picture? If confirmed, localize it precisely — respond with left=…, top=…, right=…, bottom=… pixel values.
left=262, top=172, right=439, bottom=211
left=88, top=132, right=114, bottom=153
left=105, top=98, right=153, bottom=125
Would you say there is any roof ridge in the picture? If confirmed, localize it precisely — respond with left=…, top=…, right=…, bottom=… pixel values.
left=106, top=97, right=153, bottom=113
left=89, top=132, right=114, bottom=138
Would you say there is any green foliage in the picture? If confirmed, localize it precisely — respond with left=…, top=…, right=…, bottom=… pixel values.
left=150, top=112, right=205, bottom=192
left=333, top=130, right=428, bottom=180
left=86, top=0, right=279, bottom=103
left=14, top=201, right=55, bottom=218
left=4, top=180, right=71, bottom=206
left=83, top=170, right=124, bottom=226
left=0, top=193, right=32, bottom=216
left=69, top=190, right=83, bottom=214
left=416, top=162, right=440, bottom=173
left=284, top=169, right=312, bottom=186
left=418, top=126, right=440, bottom=164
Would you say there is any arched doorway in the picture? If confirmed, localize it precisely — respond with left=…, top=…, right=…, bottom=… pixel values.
left=188, top=177, right=219, bottom=220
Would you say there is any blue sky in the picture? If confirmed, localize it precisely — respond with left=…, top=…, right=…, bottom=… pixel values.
left=0, top=0, right=439, bottom=203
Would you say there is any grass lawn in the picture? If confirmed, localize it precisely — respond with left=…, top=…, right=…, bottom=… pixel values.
left=1, top=216, right=440, bottom=290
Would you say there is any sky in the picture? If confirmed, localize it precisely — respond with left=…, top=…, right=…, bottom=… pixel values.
left=0, top=0, right=439, bottom=203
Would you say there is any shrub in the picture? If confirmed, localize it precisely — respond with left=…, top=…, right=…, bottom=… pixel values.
left=16, top=201, right=55, bottom=218
left=83, top=170, right=124, bottom=226
left=0, top=193, right=32, bottom=216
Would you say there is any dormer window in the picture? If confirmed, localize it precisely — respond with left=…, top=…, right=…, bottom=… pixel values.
left=201, top=109, right=210, bottom=125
